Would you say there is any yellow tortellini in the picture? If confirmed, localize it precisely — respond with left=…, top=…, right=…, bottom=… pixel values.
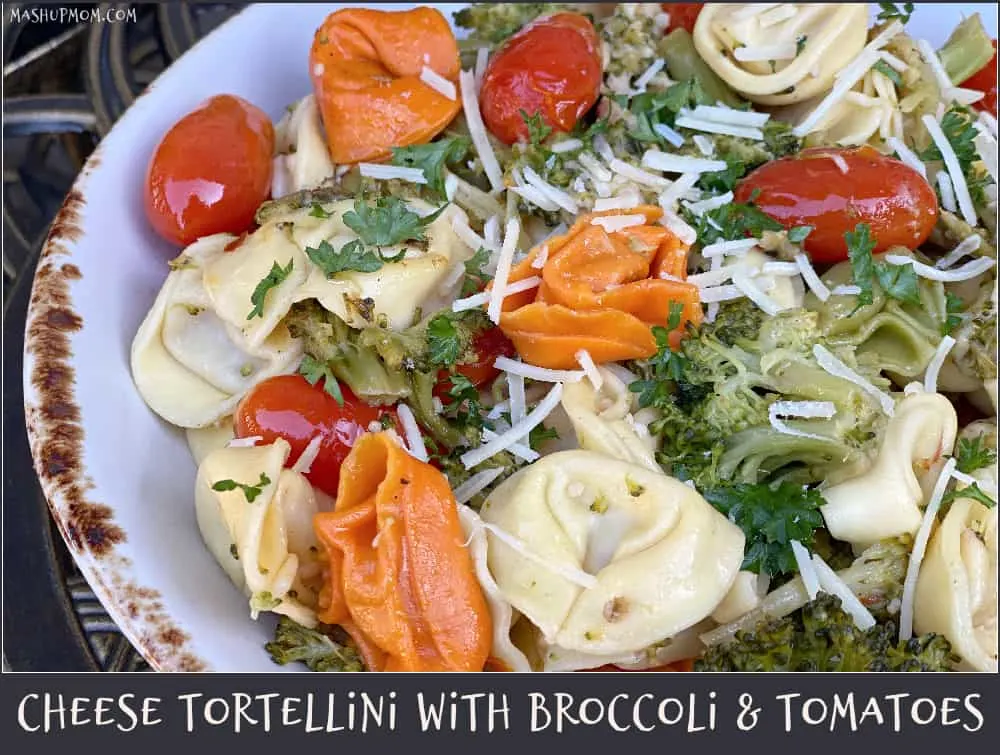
left=131, top=197, right=470, bottom=428
left=479, top=450, right=745, bottom=658
left=130, top=233, right=303, bottom=428
left=194, top=439, right=330, bottom=628
left=559, top=367, right=659, bottom=471
left=914, top=421, right=998, bottom=671
left=186, top=420, right=236, bottom=465
left=273, top=94, right=336, bottom=198
left=692, top=4, right=868, bottom=105
left=820, top=391, right=958, bottom=549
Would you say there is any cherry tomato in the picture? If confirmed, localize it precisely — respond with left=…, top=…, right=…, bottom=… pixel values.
left=234, top=375, right=396, bottom=498
left=145, top=94, right=274, bottom=247
left=734, top=146, right=939, bottom=264
left=479, top=13, right=602, bottom=145
left=959, top=40, right=997, bottom=116
left=660, top=3, right=704, bottom=33
left=434, top=326, right=517, bottom=401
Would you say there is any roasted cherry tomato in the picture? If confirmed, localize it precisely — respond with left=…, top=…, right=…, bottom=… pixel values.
left=960, top=39, right=997, bottom=116
left=660, top=3, right=704, bottom=33
left=734, top=146, right=939, bottom=264
left=234, top=375, right=396, bottom=498
left=479, top=12, right=602, bottom=145
left=435, top=326, right=517, bottom=401
left=145, top=94, right=274, bottom=247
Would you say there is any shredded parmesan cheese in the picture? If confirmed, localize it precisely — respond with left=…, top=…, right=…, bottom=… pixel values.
left=698, top=284, right=745, bottom=303
left=396, top=404, right=428, bottom=462
left=923, top=114, right=977, bottom=224
left=658, top=172, right=701, bottom=210
left=494, top=356, right=585, bottom=383
left=813, top=344, right=894, bottom=416
left=732, top=270, right=783, bottom=315
left=487, top=217, right=521, bottom=324
left=916, top=39, right=955, bottom=93
left=702, top=238, right=759, bottom=257
left=420, top=66, right=457, bottom=100
left=692, top=134, right=716, bottom=156
left=633, top=57, right=666, bottom=90
left=227, top=436, right=262, bottom=448
left=608, top=158, right=670, bottom=188
left=459, top=69, right=504, bottom=192
left=935, top=235, right=982, bottom=269
left=883, top=254, right=995, bottom=282
left=642, top=150, right=727, bottom=174
left=591, top=214, right=647, bottom=233
left=659, top=209, right=697, bottom=245
left=830, top=284, right=861, bottom=296
left=522, top=165, right=579, bottom=213
left=674, top=114, right=764, bottom=140
left=291, top=436, right=323, bottom=474
left=794, top=253, right=831, bottom=301
left=575, top=350, right=603, bottom=390
left=923, top=335, right=956, bottom=394
left=480, top=428, right=538, bottom=463
left=481, top=521, right=599, bottom=589
left=653, top=122, right=685, bottom=147
left=761, top=261, right=800, bottom=276
left=811, top=553, right=877, bottom=631
left=936, top=171, right=958, bottom=213
left=460, top=383, right=564, bottom=469
left=508, top=372, right=527, bottom=425
left=769, top=401, right=836, bottom=441
left=684, top=191, right=734, bottom=216
left=899, top=457, right=958, bottom=641
left=594, top=195, right=641, bottom=211
left=550, top=138, right=583, bottom=154
left=733, top=42, right=798, bottom=62
left=453, top=467, right=506, bottom=505
left=452, top=275, right=540, bottom=312
left=358, top=163, right=428, bottom=183
left=578, top=152, right=613, bottom=182
left=790, top=540, right=820, bottom=600
left=474, top=48, right=489, bottom=90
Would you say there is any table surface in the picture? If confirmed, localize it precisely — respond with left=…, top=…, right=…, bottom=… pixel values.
left=3, top=1, right=244, bottom=672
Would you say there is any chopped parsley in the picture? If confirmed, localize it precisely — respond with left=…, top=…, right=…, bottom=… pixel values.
left=427, top=313, right=462, bottom=367
left=520, top=109, right=552, bottom=145
left=872, top=60, right=902, bottom=87
left=956, top=434, right=998, bottom=474
left=941, top=291, right=965, bottom=335
left=342, top=195, right=445, bottom=248
left=528, top=422, right=560, bottom=449
left=390, top=136, right=471, bottom=198
left=298, top=354, right=345, bottom=405
left=629, top=78, right=712, bottom=145
left=703, top=482, right=826, bottom=575
left=846, top=223, right=921, bottom=307
left=461, top=246, right=493, bottom=297
left=787, top=225, right=814, bottom=244
left=305, top=239, right=384, bottom=277
left=876, top=2, right=914, bottom=23
left=212, top=472, right=272, bottom=503
left=920, top=107, right=978, bottom=174
left=247, top=259, right=294, bottom=320
left=309, top=203, right=333, bottom=219
left=942, top=482, right=996, bottom=510
left=629, top=303, right=690, bottom=408
left=694, top=200, right=783, bottom=246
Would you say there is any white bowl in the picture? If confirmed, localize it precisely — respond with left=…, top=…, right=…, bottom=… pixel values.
left=22, top=2, right=999, bottom=671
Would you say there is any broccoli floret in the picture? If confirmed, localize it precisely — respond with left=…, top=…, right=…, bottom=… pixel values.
left=453, top=3, right=566, bottom=46
left=637, top=301, right=887, bottom=488
left=695, top=594, right=958, bottom=672
left=266, top=617, right=366, bottom=672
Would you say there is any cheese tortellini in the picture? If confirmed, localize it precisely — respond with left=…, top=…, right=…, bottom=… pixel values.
left=914, top=421, right=998, bottom=671
left=479, top=450, right=745, bottom=658
left=131, top=233, right=303, bottom=428
left=692, top=4, right=868, bottom=105
left=195, top=439, right=330, bottom=627
left=820, top=391, right=958, bottom=549
left=131, top=197, right=470, bottom=427
left=560, top=368, right=659, bottom=471
left=797, top=66, right=900, bottom=147
left=272, top=94, right=336, bottom=198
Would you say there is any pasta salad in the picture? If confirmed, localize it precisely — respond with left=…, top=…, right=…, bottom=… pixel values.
left=131, top=2, right=998, bottom=673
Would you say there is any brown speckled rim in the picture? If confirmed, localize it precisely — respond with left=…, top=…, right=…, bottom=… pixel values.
left=22, top=148, right=207, bottom=672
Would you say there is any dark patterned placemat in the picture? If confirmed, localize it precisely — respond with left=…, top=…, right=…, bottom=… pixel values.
left=3, top=1, right=244, bottom=672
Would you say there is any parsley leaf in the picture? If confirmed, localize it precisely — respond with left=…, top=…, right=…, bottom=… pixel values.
left=698, top=157, right=747, bottom=193
left=309, top=203, right=333, bottom=219
left=212, top=472, right=272, bottom=503
left=762, top=119, right=801, bottom=158
left=846, top=223, right=876, bottom=307
left=529, top=422, right=560, bottom=449
left=956, top=435, right=998, bottom=474
left=703, top=482, right=826, bottom=575
left=247, top=259, right=294, bottom=320
left=298, top=354, right=345, bottom=406
left=520, top=110, right=552, bottom=145
left=695, top=201, right=783, bottom=246
left=941, top=291, right=965, bottom=335
left=920, top=107, right=978, bottom=173
left=461, top=246, right=493, bottom=297
left=628, top=79, right=712, bottom=145
left=305, top=239, right=383, bottom=277
left=390, top=136, right=470, bottom=198
left=427, top=314, right=462, bottom=367
left=872, top=60, right=902, bottom=87
left=874, top=259, right=921, bottom=305
left=342, top=196, right=444, bottom=248
left=876, top=2, right=914, bottom=23
left=629, top=309, right=690, bottom=408
left=942, top=481, right=997, bottom=510
left=787, top=225, right=814, bottom=243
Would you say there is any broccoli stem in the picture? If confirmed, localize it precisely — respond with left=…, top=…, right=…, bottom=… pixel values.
left=660, top=29, right=744, bottom=109
left=938, top=14, right=995, bottom=85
